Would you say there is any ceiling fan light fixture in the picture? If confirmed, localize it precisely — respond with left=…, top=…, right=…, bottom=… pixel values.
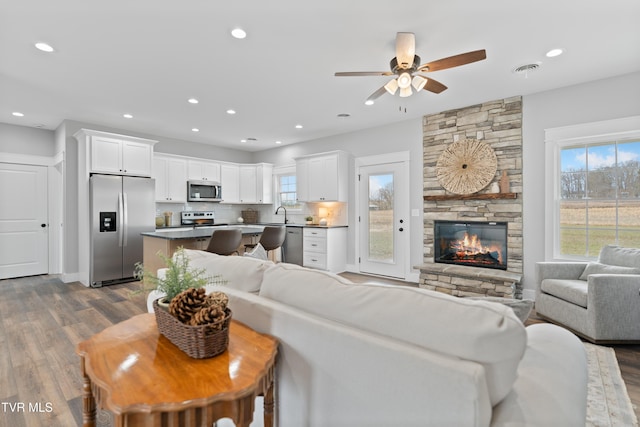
left=384, top=78, right=399, bottom=95
left=412, top=75, right=427, bottom=91
left=397, top=72, right=412, bottom=89
left=399, top=86, right=413, bottom=98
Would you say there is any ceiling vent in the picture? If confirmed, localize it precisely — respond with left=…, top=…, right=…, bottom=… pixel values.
left=513, top=63, right=541, bottom=76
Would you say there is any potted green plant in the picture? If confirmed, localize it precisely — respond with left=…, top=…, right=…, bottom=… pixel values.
left=134, top=246, right=224, bottom=308
left=305, top=216, right=314, bottom=225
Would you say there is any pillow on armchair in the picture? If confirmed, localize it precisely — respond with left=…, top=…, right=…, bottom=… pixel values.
left=578, top=262, right=640, bottom=280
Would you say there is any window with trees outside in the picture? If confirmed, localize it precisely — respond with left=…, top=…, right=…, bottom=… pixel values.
left=275, top=171, right=301, bottom=210
left=559, top=139, right=640, bottom=258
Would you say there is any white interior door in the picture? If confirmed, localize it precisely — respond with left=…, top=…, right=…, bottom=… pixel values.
left=0, top=163, right=49, bottom=279
left=358, top=161, right=409, bottom=279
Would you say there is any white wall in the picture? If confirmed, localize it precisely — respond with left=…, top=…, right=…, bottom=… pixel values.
left=253, top=119, right=424, bottom=277
left=522, top=71, right=640, bottom=297
left=0, top=123, right=55, bottom=156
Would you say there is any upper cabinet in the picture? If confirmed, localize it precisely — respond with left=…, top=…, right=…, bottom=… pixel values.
left=188, top=160, right=221, bottom=182
left=239, top=163, right=273, bottom=204
left=222, top=163, right=273, bottom=204
left=296, top=151, right=350, bottom=202
left=220, top=163, right=240, bottom=203
left=154, top=156, right=187, bottom=203
left=75, top=130, right=157, bottom=177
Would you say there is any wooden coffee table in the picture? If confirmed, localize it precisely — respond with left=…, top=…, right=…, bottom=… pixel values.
left=76, top=313, right=278, bottom=427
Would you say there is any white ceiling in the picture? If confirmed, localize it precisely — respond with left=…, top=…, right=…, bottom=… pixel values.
left=2, top=1, right=639, bottom=152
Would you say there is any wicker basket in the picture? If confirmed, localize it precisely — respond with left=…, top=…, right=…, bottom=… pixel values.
left=241, top=208, right=259, bottom=224
left=153, top=299, right=232, bottom=359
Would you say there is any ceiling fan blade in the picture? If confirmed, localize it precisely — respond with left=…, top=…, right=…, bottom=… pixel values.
left=366, top=85, right=388, bottom=102
left=395, top=32, right=416, bottom=69
left=334, top=71, right=393, bottom=77
left=416, top=75, right=448, bottom=94
left=418, top=49, right=486, bottom=72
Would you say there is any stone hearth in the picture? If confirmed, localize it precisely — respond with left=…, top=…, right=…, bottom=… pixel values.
left=418, top=263, right=522, bottom=298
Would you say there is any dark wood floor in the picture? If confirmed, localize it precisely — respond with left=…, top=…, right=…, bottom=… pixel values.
left=0, top=274, right=637, bottom=426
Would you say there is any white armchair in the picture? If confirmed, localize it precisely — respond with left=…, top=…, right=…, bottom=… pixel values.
left=535, top=245, right=640, bottom=343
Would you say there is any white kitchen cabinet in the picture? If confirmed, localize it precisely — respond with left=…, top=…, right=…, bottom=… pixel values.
left=295, top=158, right=309, bottom=202
left=238, top=163, right=273, bottom=204
left=89, top=133, right=155, bottom=177
left=154, top=156, right=187, bottom=203
left=188, top=160, right=221, bottom=182
left=296, top=151, right=349, bottom=202
left=220, top=163, right=240, bottom=203
left=239, top=165, right=257, bottom=203
left=303, top=227, right=347, bottom=273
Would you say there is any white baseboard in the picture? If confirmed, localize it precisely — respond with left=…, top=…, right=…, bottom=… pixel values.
left=406, top=271, right=420, bottom=283
left=61, top=272, right=80, bottom=284
left=522, top=289, right=536, bottom=301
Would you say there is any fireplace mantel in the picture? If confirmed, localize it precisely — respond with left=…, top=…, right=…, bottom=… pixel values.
left=423, top=192, right=518, bottom=201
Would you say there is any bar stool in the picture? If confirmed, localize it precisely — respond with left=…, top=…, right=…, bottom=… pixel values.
left=206, top=229, right=242, bottom=255
left=245, top=226, right=286, bottom=261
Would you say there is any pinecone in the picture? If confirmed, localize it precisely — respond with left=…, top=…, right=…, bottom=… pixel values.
left=190, top=305, right=227, bottom=329
left=169, top=288, right=207, bottom=324
left=206, top=291, right=229, bottom=310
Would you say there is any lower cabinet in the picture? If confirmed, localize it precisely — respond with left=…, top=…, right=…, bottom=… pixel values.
left=302, top=227, right=347, bottom=273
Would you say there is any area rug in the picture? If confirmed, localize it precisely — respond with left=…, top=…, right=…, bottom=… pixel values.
left=585, top=342, right=638, bottom=427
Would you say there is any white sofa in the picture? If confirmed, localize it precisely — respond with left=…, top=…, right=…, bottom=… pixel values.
left=148, top=250, right=588, bottom=427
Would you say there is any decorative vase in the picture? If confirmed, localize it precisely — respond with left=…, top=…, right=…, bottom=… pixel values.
left=499, top=171, right=510, bottom=193
left=490, top=182, right=500, bottom=193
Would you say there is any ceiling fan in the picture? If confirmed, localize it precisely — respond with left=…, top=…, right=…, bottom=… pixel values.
left=335, top=32, right=486, bottom=103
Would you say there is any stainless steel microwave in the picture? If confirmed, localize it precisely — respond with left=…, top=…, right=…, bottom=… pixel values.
left=187, top=180, right=222, bottom=202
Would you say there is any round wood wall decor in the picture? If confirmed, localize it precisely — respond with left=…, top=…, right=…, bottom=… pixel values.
left=435, top=138, right=497, bottom=195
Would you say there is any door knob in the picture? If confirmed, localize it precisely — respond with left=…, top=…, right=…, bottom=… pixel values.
left=399, top=227, right=404, bottom=232
left=399, top=219, right=404, bottom=224
left=41, top=223, right=47, bottom=228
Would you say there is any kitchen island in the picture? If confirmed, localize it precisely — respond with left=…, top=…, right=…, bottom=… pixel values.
left=141, top=225, right=265, bottom=274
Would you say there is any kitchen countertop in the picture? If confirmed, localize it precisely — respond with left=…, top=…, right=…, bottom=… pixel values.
left=255, top=223, right=348, bottom=229
left=147, top=222, right=348, bottom=236
left=141, top=225, right=265, bottom=240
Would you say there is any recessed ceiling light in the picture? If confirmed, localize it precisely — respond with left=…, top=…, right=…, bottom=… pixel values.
left=241, top=139, right=247, bottom=143
left=226, top=109, right=236, bottom=115
left=35, top=42, right=54, bottom=52
left=546, top=48, right=564, bottom=58
left=231, top=28, right=247, bottom=39
left=123, top=113, right=133, bottom=119
left=192, top=128, right=199, bottom=132
left=275, top=141, right=282, bottom=144
left=364, top=100, right=375, bottom=106
left=337, top=113, right=351, bottom=118
left=188, top=98, right=199, bottom=104
left=12, top=112, right=24, bottom=117
left=295, top=124, right=303, bottom=129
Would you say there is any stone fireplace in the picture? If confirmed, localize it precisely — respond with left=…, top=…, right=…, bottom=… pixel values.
left=418, top=97, right=523, bottom=298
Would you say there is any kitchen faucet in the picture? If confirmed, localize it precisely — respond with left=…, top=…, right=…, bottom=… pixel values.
left=275, top=205, right=288, bottom=224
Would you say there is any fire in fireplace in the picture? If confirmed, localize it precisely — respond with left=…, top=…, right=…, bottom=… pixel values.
left=434, top=221, right=508, bottom=270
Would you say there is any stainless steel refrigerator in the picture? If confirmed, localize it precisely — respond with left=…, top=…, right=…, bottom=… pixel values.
left=90, top=174, right=155, bottom=287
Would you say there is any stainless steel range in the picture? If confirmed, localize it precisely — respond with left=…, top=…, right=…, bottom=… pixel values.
left=181, top=211, right=216, bottom=226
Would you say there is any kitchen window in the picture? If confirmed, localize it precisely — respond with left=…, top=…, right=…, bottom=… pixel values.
left=545, top=117, right=640, bottom=260
left=274, top=166, right=301, bottom=210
